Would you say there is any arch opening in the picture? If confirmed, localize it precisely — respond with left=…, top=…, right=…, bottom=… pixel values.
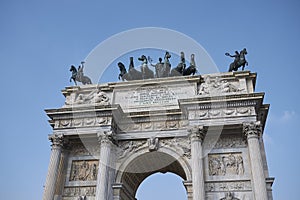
left=136, top=172, right=187, bottom=200
left=117, top=151, right=188, bottom=199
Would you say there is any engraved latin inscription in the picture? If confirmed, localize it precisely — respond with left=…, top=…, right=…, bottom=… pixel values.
left=128, top=86, right=177, bottom=106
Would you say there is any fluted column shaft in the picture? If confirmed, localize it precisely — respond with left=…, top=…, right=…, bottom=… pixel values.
left=244, top=122, right=268, bottom=200
left=189, top=126, right=207, bottom=200
left=96, top=131, right=115, bottom=200
left=43, top=134, right=64, bottom=200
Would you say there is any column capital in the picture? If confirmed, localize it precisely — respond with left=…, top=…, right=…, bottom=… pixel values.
left=97, top=130, right=116, bottom=145
left=243, top=121, right=262, bottom=139
left=48, top=134, right=64, bottom=149
left=188, top=125, right=207, bottom=142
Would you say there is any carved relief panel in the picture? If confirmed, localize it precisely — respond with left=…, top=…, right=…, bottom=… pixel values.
left=208, top=153, right=244, bottom=176
left=69, top=160, right=99, bottom=181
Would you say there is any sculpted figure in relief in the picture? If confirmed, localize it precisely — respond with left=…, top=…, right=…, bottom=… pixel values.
left=209, top=153, right=244, bottom=176
left=148, top=137, right=159, bottom=151
left=198, top=75, right=211, bottom=95
left=220, top=192, right=239, bottom=200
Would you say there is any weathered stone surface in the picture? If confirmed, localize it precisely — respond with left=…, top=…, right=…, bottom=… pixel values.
left=44, top=71, right=274, bottom=200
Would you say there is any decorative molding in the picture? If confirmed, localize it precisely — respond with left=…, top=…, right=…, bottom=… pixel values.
left=189, top=107, right=255, bottom=120
left=118, top=120, right=189, bottom=132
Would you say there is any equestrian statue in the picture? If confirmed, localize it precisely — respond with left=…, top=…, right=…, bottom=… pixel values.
left=226, top=48, right=248, bottom=72
left=70, top=61, right=92, bottom=85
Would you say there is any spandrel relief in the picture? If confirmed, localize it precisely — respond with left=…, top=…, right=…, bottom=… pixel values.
left=69, top=160, right=99, bottom=181
left=208, top=153, right=244, bottom=176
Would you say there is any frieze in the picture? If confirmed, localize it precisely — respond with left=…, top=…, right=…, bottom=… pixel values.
left=63, top=186, right=96, bottom=197
left=208, top=153, right=244, bottom=176
left=189, top=107, right=255, bottom=120
left=69, top=160, right=99, bottom=181
left=70, top=143, right=100, bottom=156
left=57, top=117, right=111, bottom=129
left=213, top=136, right=247, bottom=149
left=118, top=120, right=189, bottom=132
left=205, top=181, right=252, bottom=192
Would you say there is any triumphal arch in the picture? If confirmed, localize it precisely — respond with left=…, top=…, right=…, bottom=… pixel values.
left=43, top=71, right=274, bottom=200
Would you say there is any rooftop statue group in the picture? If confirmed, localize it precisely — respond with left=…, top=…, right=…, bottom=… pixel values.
left=69, top=48, right=248, bottom=84
left=118, top=51, right=197, bottom=81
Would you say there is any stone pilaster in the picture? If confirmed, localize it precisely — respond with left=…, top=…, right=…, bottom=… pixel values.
left=243, top=121, right=268, bottom=200
left=43, top=134, right=64, bottom=200
left=188, top=126, right=207, bottom=200
left=54, top=139, right=70, bottom=200
left=96, top=130, right=116, bottom=200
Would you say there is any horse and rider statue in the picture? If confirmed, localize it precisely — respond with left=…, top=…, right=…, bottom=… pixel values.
left=226, top=48, right=248, bottom=72
left=69, top=61, right=92, bottom=85
left=118, top=51, right=198, bottom=81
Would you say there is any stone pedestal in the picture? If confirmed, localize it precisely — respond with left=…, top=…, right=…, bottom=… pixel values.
left=244, top=122, right=268, bottom=200
left=96, top=131, right=115, bottom=200
left=43, top=134, right=64, bottom=200
left=189, top=126, right=207, bottom=200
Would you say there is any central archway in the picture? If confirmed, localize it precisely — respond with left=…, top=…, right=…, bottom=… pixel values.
left=136, top=172, right=186, bottom=200
left=114, top=149, right=192, bottom=200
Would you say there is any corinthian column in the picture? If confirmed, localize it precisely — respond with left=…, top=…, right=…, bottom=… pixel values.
left=189, top=126, right=207, bottom=200
left=43, top=134, right=64, bottom=200
left=243, top=121, right=268, bottom=200
left=96, top=131, right=116, bottom=200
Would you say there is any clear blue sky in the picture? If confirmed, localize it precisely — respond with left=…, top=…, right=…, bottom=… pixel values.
left=0, top=0, right=299, bottom=199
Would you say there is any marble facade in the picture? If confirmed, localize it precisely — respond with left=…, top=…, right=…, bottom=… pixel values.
left=43, top=71, right=274, bottom=200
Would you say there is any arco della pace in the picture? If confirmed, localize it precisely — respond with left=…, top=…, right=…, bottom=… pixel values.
left=43, top=70, right=274, bottom=200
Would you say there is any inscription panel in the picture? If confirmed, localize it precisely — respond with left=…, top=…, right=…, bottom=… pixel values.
left=113, top=84, right=196, bottom=111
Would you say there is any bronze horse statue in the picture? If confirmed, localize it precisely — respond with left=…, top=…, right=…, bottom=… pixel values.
left=70, top=65, right=92, bottom=85
left=118, top=57, right=143, bottom=81
left=226, top=48, right=248, bottom=72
